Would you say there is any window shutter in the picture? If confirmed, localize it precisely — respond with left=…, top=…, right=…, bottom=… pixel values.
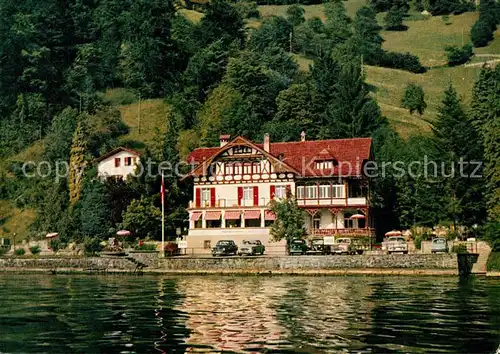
left=195, top=188, right=201, bottom=207
left=270, top=185, right=275, bottom=199
left=210, top=188, right=216, bottom=207
left=253, top=186, right=259, bottom=206
left=238, top=187, right=243, bottom=206
left=114, top=158, right=120, bottom=167
left=286, top=184, right=291, bottom=197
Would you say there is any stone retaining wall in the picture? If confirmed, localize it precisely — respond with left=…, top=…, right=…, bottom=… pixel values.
left=0, top=257, right=136, bottom=271
left=160, top=254, right=458, bottom=271
left=0, top=254, right=459, bottom=275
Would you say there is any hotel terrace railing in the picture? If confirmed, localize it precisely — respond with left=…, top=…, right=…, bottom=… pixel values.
left=310, top=228, right=376, bottom=236
left=188, top=198, right=272, bottom=209
left=189, top=197, right=368, bottom=209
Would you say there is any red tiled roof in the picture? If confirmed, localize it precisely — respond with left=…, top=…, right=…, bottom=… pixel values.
left=186, top=137, right=372, bottom=177
left=95, top=147, right=141, bottom=163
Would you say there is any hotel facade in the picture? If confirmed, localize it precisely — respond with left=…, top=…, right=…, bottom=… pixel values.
left=184, top=133, right=375, bottom=254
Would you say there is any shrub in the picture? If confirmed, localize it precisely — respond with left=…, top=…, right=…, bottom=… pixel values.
left=487, top=252, right=500, bottom=271
left=135, top=243, right=157, bottom=251
left=401, top=83, right=427, bottom=114
left=380, top=51, right=426, bottom=73
left=29, top=245, right=41, bottom=255
left=0, top=247, right=7, bottom=256
left=84, top=237, right=102, bottom=256
left=471, top=20, right=494, bottom=47
left=164, top=242, right=179, bottom=257
left=234, top=1, right=260, bottom=19
left=14, top=248, right=26, bottom=256
left=445, top=44, right=473, bottom=66
left=452, top=243, right=468, bottom=253
left=49, top=239, right=64, bottom=252
left=384, top=6, right=405, bottom=30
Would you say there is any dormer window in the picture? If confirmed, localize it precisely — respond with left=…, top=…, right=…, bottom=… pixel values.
left=233, top=146, right=252, bottom=154
left=315, top=160, right=336, bottom=170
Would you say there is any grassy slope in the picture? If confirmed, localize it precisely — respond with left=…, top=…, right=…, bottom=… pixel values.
left=0, top=200, right=37, bottom=240
left=289, top=8, right=499, bottom=138
left=118, top=98, right=171, bottom=151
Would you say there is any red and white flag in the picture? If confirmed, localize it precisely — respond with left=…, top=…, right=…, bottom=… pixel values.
left=160, top=177, right=165, bottom=205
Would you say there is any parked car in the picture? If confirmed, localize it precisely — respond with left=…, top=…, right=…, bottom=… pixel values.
left=431, top=238, right=448, bottom=253
left=307, top=238, right=329, bottom=255
left=289, top=239, right=307, bottom=255
left=387, top=236, right=408, bottom=254
left=238, top=240, right=265, bottom=256
left=212, top=240, right=238, bottom=256
left=331, top=238, right=364, bottom=255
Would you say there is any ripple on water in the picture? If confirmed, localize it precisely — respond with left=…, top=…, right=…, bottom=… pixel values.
left=0, top=275, right=499, bottom=353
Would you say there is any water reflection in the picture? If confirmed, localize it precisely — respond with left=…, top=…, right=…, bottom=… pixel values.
left=0, top=275, right=499, bottom=353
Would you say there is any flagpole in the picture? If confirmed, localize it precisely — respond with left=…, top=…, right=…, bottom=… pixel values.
left=161, top=173, right=165, bottom=258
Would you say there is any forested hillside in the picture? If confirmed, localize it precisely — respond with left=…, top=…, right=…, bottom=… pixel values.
left=0, top=0, right=498, bottom=250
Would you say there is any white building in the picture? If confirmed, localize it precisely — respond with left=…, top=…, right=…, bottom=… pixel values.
left=184, top=134, right=375, bottom=255
left=96, top=147, right=141, bottom=180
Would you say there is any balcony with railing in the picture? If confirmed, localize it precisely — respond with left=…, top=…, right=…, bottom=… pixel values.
left=310, top=228, right=375, bottom=237
left=188, top=198, right=273, bottom=209
left=296, top=197, right=367, bottom=207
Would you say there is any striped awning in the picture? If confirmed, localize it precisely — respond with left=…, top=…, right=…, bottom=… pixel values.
left=205, top=211, right=221, bottom=221
left=244, top=210, right=261, bottom=219
left=190, top=212, right=202, bottom=221
left=264, top=210, right=276, bottom=221
left=224, top=210, right=241, bottom=220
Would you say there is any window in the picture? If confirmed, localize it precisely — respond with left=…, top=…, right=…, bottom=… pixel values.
left=313, top=217, right=321, bottom=229
left=306, top=185, right=318, bottom=199
left=243, top=163, right=252, bottom=174
left=315, top=160, right=335, bottom=170
left=275, top=185, right=287, bottom=199
left=332, top=185, right=345, bottom=198
left=233, top=146, right=252, bottom=154
left=225, top=163, right=234, bottom=175
left=319, top=185, right=331, bottom=199
left=114, top=158, right=121, bottom=167
left=344, top=217, right=354, bottom=229
left=234, top=163, right=242, bottom=175
left=252, top=162, right=261, bottom=174
left=125, top=157, right=132, bottom=166
left=243, top=187, right=253, bottom=201
left=201, top=188, right=211, bottom=206
left=296, top=186, right=304, bottom=199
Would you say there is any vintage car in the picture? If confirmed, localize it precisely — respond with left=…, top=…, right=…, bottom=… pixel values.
left=238, top=240, right=265, bottom=256
left=289, top=239, right=307, bottom=255
left=331, top=238, right=364, bottom=255
left=212, top=240, right=238, bottom=257
left=387, top=236, right=408, bottom=254
left=431, top=238, right=448, bottom=253
left=307, top=238, right=329, bottom=255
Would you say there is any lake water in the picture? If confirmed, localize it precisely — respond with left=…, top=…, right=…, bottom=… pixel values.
left=1, top=275, right=499, bottom=353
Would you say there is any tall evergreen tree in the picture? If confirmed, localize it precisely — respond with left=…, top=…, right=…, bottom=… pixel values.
left=470, top=66, right=500, bottom=221
left=324, top=0, right=352, bottom=45
left=198, top=0, right=245, bottom=47
left=69, top=120, right=88, bottom=205
left=432, top=84, right=485, bottom=227
left=80, top=180, right=111, bottom=238
left=325, top=60, right=384, bottom=138
left=352, top=6, right=384, bottom=65
left=119, top=0, right=184, bottom=97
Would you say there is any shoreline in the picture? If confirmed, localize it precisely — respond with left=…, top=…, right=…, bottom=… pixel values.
left=0, top=267, right=459, bottom=276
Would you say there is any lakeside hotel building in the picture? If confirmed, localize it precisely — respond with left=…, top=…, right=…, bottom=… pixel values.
left=184, top=133, right=375, bottom=254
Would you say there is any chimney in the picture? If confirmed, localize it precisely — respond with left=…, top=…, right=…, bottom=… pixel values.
left=301, top=131, right=306, bottom=142
left=263, top=133, right=270, bottom=152
left=219, top=134, right=230, bottom=147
